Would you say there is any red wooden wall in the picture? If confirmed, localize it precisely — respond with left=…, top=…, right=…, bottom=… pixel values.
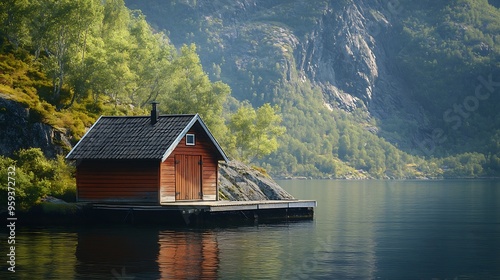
left=76, top=160, right=159, bottom=203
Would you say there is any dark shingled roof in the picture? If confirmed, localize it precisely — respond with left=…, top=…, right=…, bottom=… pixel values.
left=66, top=114, right=228, bottom=161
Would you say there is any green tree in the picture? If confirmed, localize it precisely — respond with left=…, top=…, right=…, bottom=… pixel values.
left=229, top=103, right=285, bottom=162
left=0, top=0, right=31, bottom=47
left=254, top=103, right=286, bottom=158
left=28, top=0, right=103, bottom=103
left=338, top=134, right=351, bottom=160
left=228, top=103, right=257, bottom=160
left=0, top=156, right=39, bottom=211
left=159, top=44, right=231, bottom=141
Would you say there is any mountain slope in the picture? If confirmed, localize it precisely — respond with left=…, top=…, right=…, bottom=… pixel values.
left=125, top=0, right=500, bottom=177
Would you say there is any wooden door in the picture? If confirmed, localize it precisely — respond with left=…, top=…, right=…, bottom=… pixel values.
left=175, top=155, right=202, bottom=200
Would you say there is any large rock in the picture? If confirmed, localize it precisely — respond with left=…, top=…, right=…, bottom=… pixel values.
left=0, top=95, right=71, bottom=158
left=218, top=160, right=295, bottom=201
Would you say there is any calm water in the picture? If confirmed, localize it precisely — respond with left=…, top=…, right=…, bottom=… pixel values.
left=1, top=180, right=500, bottom=279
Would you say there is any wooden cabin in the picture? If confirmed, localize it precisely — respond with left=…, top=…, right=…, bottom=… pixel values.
left=66, top=104, right=228, bottom=204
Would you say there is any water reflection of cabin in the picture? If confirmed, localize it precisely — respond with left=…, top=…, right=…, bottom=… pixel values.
left=76, top=228, right=219, bottom=279
left=66, top=103, right=229, bottom=204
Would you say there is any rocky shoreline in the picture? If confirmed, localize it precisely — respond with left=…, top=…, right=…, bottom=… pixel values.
left=218, top=160, right=295, bottom=201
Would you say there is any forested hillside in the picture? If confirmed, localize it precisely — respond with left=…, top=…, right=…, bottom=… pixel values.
left=0, top=0, right=284, bottom=208
left=0, top=0, right=499, bottom=183
left=125, top=0, right=500, bottom=178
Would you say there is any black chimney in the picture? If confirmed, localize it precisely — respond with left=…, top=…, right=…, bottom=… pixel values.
left=151, top=101, right=159, bottom=125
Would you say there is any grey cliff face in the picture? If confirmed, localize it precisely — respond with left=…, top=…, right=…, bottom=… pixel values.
left=0, top=95, right=71, bottom=158
left=299, top=1, right=427, bottom=143
left=126, top=0, right=428, bottom=149
left=296, top=0, right=425, bottom=127
left=300, top=2, right=379, bottom=108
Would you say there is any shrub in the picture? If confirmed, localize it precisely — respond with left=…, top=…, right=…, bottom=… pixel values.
left=0, top=149, right=76, bottom=212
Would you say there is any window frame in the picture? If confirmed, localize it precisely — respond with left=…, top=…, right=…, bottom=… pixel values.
left=186, top=134, right=195, bottom=146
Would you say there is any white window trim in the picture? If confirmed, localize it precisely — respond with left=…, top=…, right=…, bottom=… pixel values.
left=186, top=134, right=195, bottom=145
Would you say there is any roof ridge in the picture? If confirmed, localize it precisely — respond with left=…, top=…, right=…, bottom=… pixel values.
left=100, top=114, right=197, bottom=118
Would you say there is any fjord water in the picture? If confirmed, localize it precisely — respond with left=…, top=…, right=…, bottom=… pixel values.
left=1, top=180, right=499, bottom=279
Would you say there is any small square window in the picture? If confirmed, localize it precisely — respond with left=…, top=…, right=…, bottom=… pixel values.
left=186, top=134, right=195, bottom=145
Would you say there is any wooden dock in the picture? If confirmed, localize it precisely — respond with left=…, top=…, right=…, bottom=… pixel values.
left=90, top=200, right=316, bottom=225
